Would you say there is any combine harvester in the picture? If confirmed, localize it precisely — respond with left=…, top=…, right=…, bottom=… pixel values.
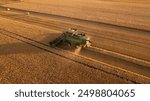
left=49, top=28, right=91, bottom=48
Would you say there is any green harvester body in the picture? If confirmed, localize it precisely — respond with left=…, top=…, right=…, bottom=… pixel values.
left=49, top=28, right=91, bottom=47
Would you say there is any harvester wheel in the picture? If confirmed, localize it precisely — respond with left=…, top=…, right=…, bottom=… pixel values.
left=67, top=42, right=71, bottom=47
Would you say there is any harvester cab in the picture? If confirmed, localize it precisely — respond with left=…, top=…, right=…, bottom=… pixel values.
left=49, top=28, right=91, bottom=48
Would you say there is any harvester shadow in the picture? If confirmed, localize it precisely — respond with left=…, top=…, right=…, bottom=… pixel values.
left=0, top=33, right=61, bottom=55
left=0, top=42, right=43, bottom=55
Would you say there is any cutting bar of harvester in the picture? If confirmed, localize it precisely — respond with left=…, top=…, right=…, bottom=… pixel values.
left=49, top=34, right=64, bottom=47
